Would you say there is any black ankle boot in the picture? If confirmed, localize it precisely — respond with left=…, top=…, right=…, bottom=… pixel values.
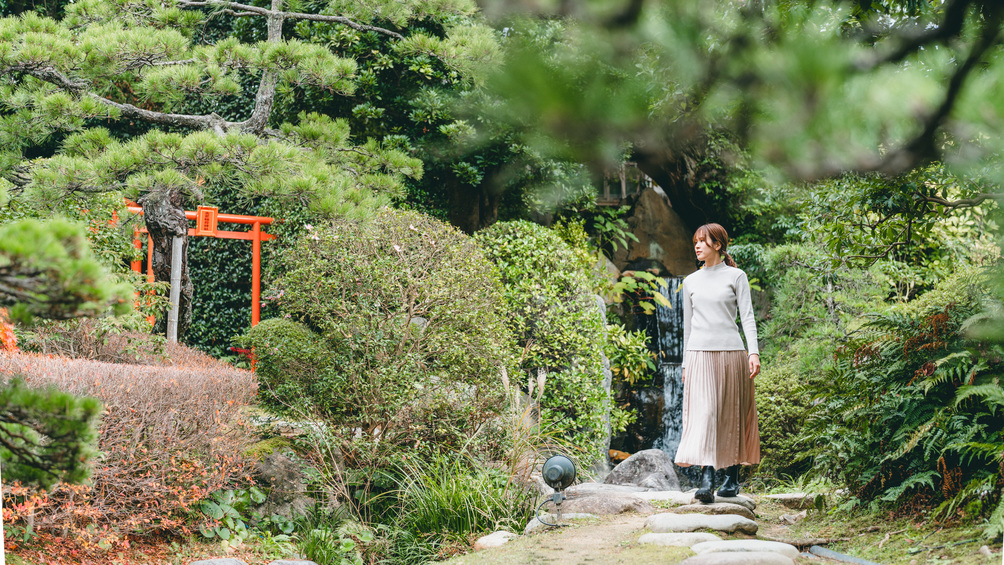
left=695, top=466, right=715, bottom=504
left=717, top=465, right=740, bottom=497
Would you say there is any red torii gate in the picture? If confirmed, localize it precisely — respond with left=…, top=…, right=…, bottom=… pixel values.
left=126, top=202, right=275, bottom=326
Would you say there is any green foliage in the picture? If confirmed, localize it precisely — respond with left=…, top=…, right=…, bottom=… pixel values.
left=241, top=208, right=514, bottom=466
left=198, top=487, right=267, bottom=545
left=0, top=377, right=101, bottom=488
left=604, top=323, right=654, bottom=387
left=795, top=165, right=999, bottom=301
left=746, top=241, right=890, bottom=480
left=806, top=268, right=1004, bottom=538
left=610, top=271, right=672, bottom=315
left=298, top=518, right=374, bottom=565
left=753, top=360, right=814, bottom=479
left=393, top=452, right=536, bottom=555
left=473, top=220, right=609, bottom=467
left=0, top=218, right=132, bottom=321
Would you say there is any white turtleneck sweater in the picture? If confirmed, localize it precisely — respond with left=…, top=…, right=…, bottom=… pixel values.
left=681, top=262, right=759, bottom=368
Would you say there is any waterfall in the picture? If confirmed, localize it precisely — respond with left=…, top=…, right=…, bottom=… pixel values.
left=646, top=278, right=685, bottom=456
left=611, top=276, right=700, bottom=487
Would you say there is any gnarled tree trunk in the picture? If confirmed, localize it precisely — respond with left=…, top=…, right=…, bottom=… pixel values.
left=139, top=188, right=192, bottom=340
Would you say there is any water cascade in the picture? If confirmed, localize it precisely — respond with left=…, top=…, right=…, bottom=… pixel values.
left=611, top=277, right=700, bottom=486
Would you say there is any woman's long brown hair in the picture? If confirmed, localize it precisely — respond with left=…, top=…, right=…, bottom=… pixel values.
left=693, top=223, right=736, bottom=267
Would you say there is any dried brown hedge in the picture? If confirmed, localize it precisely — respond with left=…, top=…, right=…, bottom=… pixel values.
left=0, top=348, right=256, bottom=548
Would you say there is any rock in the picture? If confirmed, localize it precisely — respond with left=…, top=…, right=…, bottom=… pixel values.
left=566, top=482, right=649, bottom=495
left=680, top=552, right=795, bottom=565
left=524, top=512, right=597, bottom=535
left=762, top=492, right=820, bottom=509
left=254, top=451, right=316, bottom=519
left=714, top=494, right=756, bottom=511
left=672, top=503, right=755, bottom=520
left=978, top=545, right=992, bottom=557
left=598, top=254, right=621, bottom=287
left=638, top=532, right=722, bottom=547
left=611, top=186, right=698, bottom=277
left=542, top=492, right=652, bottom=515
left=691, top=540, right=801, bottom=560
left=645, top=512, right=758, bottom=535
left=189, top=560, right=248, bottom=565
left=634, top=490, right=697, bottom=505
left=604, top=449, right=681, bottom=491
left=780, top=510, right=807, bottom=524
left=268, top=561, right=320, bottom=565
left=525, top=472, right=552, bottom=497
left=474, top=530, right=518, bottom=550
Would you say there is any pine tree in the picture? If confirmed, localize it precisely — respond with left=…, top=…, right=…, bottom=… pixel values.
left=1, top=0, right=499, bottom=338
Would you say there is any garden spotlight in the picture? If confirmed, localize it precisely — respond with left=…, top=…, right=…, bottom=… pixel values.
left=536, top=454, right=576, bottom=527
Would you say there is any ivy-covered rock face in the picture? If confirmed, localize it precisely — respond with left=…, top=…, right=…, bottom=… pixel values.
left=241, top=209, right=515, bottom=466
left=474, top=220, right=609, bottom=468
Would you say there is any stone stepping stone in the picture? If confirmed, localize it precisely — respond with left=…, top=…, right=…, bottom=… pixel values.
left=524, top=512, right=597, bottom=535
left=680, top=552, right=795, bottom=565
left=762, top=492, right=820, bottom=509
left=645, top=512, right=758, bottom=535
left=566, top=482, right=649, bottom=495
left=474, top=530, right=518, bottom=550
left=672, top=502, right=755, bottom=520
left=638, top=532, right=722, bottom=547
left=714, top=494, right=757, bottom=511
left=552, top=492, right=653, bottom=515
left=691, top=540, right=801, bottom=560
left=634, top=490, right=697, bottom=505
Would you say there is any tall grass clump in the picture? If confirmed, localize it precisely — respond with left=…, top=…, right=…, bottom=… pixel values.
left=391, top=452, right=537, bottom=560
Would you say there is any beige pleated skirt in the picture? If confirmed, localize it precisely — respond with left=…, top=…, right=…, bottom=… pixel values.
left=674, top=350, right=761, bottom=468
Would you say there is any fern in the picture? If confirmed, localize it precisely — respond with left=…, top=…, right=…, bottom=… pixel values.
left=932, top=473, right=997, bottom=522
left=984, top=498, right=1004, bottom=540
left=880, top=470, right=939, bottom=502
left=955, top=382, right=1004, bottom=415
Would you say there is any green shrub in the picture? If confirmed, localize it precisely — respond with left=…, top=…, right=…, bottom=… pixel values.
left=753, top=360, right=813, bottom=478
left=474, top=220, right=609, bottom=468
left=805, top=268, right=1004, bottom=538
left=241, top=209, right=515, bottom=466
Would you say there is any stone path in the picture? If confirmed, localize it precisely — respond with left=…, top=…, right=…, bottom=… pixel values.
left=469, top=484, right=813, bottom=564
left=637, top=488, right=800, bottom=564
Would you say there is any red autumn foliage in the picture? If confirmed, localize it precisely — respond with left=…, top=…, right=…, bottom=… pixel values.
left=0, top=347, right=257, bottom=552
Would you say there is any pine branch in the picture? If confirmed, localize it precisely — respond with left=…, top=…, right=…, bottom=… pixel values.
left=176, top=0, right=405, bottom=39
left=855, top=0, right=974, bottom=70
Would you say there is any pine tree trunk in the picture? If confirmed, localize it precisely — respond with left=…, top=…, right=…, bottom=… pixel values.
left=139, top=188, right=192, bottom=340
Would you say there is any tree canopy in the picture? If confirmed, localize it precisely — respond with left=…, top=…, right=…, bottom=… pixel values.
left=477, top=0, right=1004, bottom=229
left=0, top=0, right=505, bottom=336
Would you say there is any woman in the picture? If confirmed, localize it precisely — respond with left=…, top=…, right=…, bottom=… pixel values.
left=675, top=223, right=761, bottom=503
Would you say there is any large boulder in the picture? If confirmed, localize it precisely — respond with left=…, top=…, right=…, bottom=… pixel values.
left=604, top=449, right=680, bottom=491
left=611, top=186, right=697, bottom=277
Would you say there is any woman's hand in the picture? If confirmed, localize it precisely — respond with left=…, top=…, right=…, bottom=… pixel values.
left=749, top=354, right=761, bottom=379
left=682, top=367, right=686, bottom=383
